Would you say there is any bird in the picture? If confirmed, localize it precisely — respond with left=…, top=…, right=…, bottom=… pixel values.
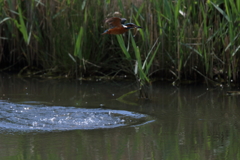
left=102, top=17, right=142, bottom=35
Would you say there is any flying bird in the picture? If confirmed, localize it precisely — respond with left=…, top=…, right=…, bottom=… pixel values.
left=102, top=17, right=142, bottom=35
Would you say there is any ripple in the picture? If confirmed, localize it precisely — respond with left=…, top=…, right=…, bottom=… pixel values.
left=0, top=101, right=153, bottom=132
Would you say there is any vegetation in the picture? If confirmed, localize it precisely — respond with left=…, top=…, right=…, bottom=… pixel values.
left=0, top=0, right=240, bottom=86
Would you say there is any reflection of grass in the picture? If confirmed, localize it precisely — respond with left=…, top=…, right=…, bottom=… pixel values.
left=1, top=0, right=240, bottom=84
left=116, top=90, right=138, bottom=106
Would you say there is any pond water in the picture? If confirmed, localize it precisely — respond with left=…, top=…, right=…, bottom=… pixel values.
left=0, top=74, right=240, bottom=160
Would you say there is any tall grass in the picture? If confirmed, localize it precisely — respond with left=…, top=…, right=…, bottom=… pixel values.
left=0, top=0, right=240, bottom=85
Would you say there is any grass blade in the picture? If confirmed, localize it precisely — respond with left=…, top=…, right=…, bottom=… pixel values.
left=116, top=35, right=131, bottom=59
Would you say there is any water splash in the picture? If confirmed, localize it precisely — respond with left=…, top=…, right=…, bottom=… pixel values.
left=0, top=101, right=153, bottom=132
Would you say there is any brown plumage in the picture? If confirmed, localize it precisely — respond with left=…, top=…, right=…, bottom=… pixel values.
left=102, top=17, right=142, bottom=35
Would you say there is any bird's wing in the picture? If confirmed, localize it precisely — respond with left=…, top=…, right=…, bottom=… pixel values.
left=105, top=17, right=126, bottom=27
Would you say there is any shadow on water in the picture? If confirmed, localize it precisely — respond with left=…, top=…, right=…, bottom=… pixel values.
left=1, top=74, right=240, bottom=159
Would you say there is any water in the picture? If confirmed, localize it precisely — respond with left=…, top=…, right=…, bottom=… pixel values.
left=0, top=74, right=240, bottom=160
left=0, top=101, right=152, bottom=131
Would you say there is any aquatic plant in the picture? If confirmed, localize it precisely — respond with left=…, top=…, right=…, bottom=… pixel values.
left=0, top=0, right=239, bottom=86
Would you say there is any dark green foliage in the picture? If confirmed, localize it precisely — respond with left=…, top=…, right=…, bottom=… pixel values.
left=0, top=0, right=239, bottom=84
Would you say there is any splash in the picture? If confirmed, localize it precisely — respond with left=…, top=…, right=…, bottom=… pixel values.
left=0, top=101, right=153, bottom=132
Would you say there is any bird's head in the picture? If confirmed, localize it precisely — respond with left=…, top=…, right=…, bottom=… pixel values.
left=123, top=23, right=142, bottom=29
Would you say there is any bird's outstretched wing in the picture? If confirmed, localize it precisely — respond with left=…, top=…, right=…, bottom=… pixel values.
left=104, top=17, right=127, bottom=27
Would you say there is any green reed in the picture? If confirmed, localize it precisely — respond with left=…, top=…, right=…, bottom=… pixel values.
left=116, top=30, right=159, bottom=98
left=1, top=0, right=240, bottom=85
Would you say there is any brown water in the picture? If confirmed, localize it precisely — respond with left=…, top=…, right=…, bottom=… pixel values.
left=0, top=74, right=240, bottom=160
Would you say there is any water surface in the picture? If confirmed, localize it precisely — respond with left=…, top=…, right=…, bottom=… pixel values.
left=0, top=74, right=240, bottom=160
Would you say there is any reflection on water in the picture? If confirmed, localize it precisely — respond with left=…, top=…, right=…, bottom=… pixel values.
left=0, top=101, right=152, bottom=131
left=0, top=74, right=240, bottom=160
